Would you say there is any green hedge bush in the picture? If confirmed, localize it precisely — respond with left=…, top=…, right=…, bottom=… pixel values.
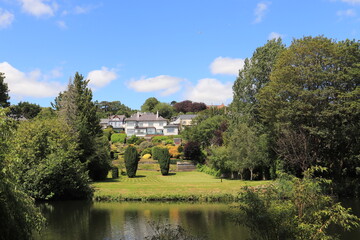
left=124, top=146, right=139, bottom=178
left=158, top=148, right=171, bottom=176
left=111, top=133, right=126, bottom=143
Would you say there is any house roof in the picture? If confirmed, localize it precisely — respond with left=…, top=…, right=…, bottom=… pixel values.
left=126, top=112, right=167, bottom=121
left=100, top=119, right=109, bottom=124
left=109, top=115, right=126, bottom=121
left=178, top=114, right=197, bottom=120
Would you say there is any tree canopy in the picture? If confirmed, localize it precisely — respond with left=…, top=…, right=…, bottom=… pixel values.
left=0, top=72, right=10, bottom=108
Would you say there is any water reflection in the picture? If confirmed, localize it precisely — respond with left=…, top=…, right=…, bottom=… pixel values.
left=34, top=200, right=360, bottom=240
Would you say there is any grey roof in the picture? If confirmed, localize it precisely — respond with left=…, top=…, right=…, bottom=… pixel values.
left=178, top=114, right=197, bottom=120
left=126, top=112, right=167, bottom=121
left=109, top=115, right=126, bottom=121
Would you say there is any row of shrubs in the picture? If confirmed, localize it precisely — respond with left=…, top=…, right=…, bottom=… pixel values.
left=124, top=146, right=171, bottom=177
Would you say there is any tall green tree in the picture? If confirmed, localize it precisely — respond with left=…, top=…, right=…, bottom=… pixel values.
left=55, top=72, right=111, bottom=180
left=141, top=97, right=160, bottom=112
left=0, top=72, right=10, bottom=108
left=258, top=36, right=360, bottom=194
left=153, top=102, right=174, bottom=119
left=232, top=38, right=285, bottom=123
left=0, top=109, right=44, bottom=239
left=10, top=101, right=41, bottom=119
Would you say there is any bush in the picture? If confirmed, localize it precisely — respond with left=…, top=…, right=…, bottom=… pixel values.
left=197, top=164, right=220, bottom=177
left=124, top=146, right=139, bottom=178
left=103, top=127, right=114, bottom=141
left=168, top=146, right=180, bottom=158
left=178, top=145, right=183, bottom=153
left=112, top=166, right=119, bottom=179
left=158, top=148, right=171, bottom=176
left=127, top=135, right=140, bottom=144
left=111, top=133, right=126, bottom=143
left=184, top=141, right=204, bottom=164
left=87, top=136, right=112, bottom=181
left=152, top=146, right=163, bottom=160
left=139, top=141, right=153, bottom=151
left=142, top=153, right=152, bottom=159
left=141, top=147, right=152, bottom=157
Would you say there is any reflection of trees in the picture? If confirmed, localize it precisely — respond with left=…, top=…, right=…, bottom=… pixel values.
left=36, top=201, right=111, bottom=240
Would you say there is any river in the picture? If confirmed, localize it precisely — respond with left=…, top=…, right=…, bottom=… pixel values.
left=34, top=200, right=360, bottom=240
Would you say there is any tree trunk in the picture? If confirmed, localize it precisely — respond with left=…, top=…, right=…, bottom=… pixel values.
left=250, top=168, right=253, bottom=181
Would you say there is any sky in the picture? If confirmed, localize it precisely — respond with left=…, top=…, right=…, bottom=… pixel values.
left=0, top=0, right=359, bottom=110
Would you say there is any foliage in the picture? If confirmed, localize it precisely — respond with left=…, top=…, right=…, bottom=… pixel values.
left=152, top=146, right=163, bottom=160
left=87, top=136, right=112, bottom=181
left=196, top=164, right=220, bottom=177
left=207, top=146, right=231, bottom=175
left=95, top=100, right=134, bottom=118
left=152, top=135, right=177, bottom=144
left=8, top=118, right=94, bottom=200
left=142, top=153, right=152, bottom=159
left=227, top=122, right=269, bottom=180
left=127, top=135, right=141, bottom=144
left=258, top=36, right=360, bottom=194
left=54, top=72, right=111, bottom=180
left=0, top=109, right=44, bottom=239
left=141, top=148, right=152, bottom=157
left=35, top=107, right=56, bottom=120
left=173, top=100, right=207, bottom=113
left=182, top=115, right=228, bottom=148
left=235, top=167, right=360, bottom=240
left=0, top=72, right=10, bottom=108
left=183, top=141, right=204, bottom=164
left=168, top=145, right=180, bottom=158
left=232, top=38, right=285, bottom=123
left=153, top=102, right=175, bottom=119
left=111, top=133, right=126, bottom=143
left=9, top=101, right=42, bottom=119
left=139, top=140, right=153, bottom=151
left=158, top=148, right=171, bottom=175
left=141, top=97, right=160, bottom=112
left=124, top=145, right=139, bottom=178
left=103, top=127, right=114, bottom=141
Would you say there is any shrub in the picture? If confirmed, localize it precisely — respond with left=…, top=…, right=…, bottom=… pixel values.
left=124, top=146, right=139, bottom=178
left=158, top=148, right=171, bottom=175
left=197, top=164, right=220, bottom=177
left=184, top=141, right=204, bottom=164
left=141, top=147, right=152, bottom=157
left=127, top=135, right=140, bottom=144
left=103, top=127, right=114, bottom=141
left=168, top=146, right=180, bottom=158
left=135, top=137, right=146, bottom=145
left=139, top=141, right=153, bottom=151
left=152, top=146, right=163, bottom=160
left=111, top=133, right=126, bottom=143
left=151, top=136, right=169, bottom=144
left=178, top=145, right=183, bottom=153
left=112, top=166, right=119, bottom=179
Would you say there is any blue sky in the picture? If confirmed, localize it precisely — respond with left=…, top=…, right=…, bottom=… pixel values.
left=0, top=0, right=359, bottom=109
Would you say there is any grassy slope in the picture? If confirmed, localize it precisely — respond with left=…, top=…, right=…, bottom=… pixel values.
left=92, top=170, right=271, bottom=201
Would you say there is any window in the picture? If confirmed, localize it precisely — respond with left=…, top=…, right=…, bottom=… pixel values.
left=127, top=129, right=134, bottom=135
left=159, top=122, right=164, bottom=126
left=147, top=128, right=155, bottom=134
left=138, top=122, right=143, bottom=127
left=127, top=122, right=135, bottom=126
left=148, top=122, right=153, bottom=127
left=167, top=128, right=175, bottom=133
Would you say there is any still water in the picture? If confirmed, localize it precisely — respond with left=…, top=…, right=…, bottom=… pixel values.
left=34, top=200, right=360, bottom=240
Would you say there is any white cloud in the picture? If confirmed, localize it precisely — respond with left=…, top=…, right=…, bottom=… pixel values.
left=0, top=9, right=14, bottom=29
left=185, top=78, right=233, bottom=104
left=87, top=67, right=118, bottom=88
left=19, top=0, right=57, bottom=17
left=210, top=57, right=244, bottom=75
left=254, top=2, right=271, bottom=23
left=128, top=75, right=184, bottom=96
left=337, top=9, right=357, bottom=17
left=341, top=0, right=360, bottom=5
left=74, top=5, right=93, bottom=14
left=56, top=20, right=67, bottom=29
left=0, top=62, right=65, bottom=98
left=268, top=32, right=284, bottom=40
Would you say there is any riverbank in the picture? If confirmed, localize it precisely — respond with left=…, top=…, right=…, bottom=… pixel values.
left=92, top=170, right=271, bottom=202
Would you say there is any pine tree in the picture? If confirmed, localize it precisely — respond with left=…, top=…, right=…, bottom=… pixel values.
left=0, top=72, right=10, bottom=108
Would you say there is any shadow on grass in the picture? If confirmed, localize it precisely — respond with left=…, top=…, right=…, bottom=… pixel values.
left=166, top=173, right=176, bottom=176
left=133, top=175, right=146, bottom=178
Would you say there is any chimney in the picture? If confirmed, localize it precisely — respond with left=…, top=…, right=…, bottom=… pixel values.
left=137, top=112, right=140, bottom=119
left=156, top=111, right=159, bottom=119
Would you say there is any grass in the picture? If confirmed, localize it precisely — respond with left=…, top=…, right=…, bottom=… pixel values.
left=92, top=170, right=271, bottom=202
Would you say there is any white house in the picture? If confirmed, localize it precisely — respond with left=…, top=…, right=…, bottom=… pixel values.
left=170, top=114, right=197, bottom=130
left=125, top=112, right=176, bottom=137
left=100, top=115, right=126, bottom=131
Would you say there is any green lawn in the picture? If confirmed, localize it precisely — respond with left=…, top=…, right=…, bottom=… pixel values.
left=92, top=170, right=271, bottom=201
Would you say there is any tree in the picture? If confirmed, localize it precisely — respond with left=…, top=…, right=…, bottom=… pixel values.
left=232, top=38, right=285, bottom=123
left=158, top=148, right=171, bottom=175
left=173, top=100, right=206, bottom=113
left=7, top=118, right=93, bottom=200
left=258, top=36, right=360, bottom=194
left=0, top=72, right=10, bottom=108
left=141, top=97, right=160, bottom=112
left=235, top=167, right=360, bottom=240
left=183, top=141, right=203, bottom=164
left=0, top=109, right=44, bottom=239
left=95, top=100, right=134, bottom=118
left=124, top=146, right=139, bottom=178
left=10, top=101, right=41, bottom=119
left=228, top=122, right=269, bottom=180
left=55, top=72, right=111, bottom=180
left=153, top=102, right=174, bottom=119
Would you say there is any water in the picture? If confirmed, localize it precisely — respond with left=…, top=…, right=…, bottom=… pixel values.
left=34, top=200, right=360, bottom=240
